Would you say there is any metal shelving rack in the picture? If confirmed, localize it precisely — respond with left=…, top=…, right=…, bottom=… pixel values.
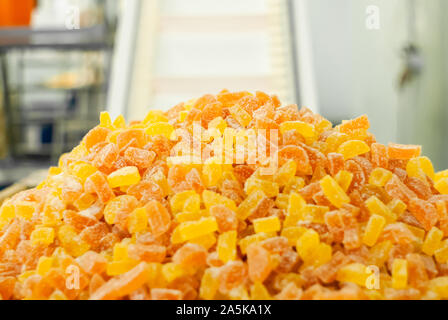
left=0, top=24, right=114, bottom=187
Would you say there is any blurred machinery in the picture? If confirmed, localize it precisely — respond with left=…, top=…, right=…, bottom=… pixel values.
left=107, top=0, right=318, bottom=120
left=0, top=0, right=118, bottom=188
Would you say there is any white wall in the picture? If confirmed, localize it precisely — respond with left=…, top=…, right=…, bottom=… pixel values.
left=303, top=0, right=448, bottom=169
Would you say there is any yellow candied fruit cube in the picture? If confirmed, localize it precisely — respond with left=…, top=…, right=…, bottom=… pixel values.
left=37, top=256, right=54, bottom=276
left=107, top=166, right=141, bottom=188
left=244, top=178, right=279, bottom=198
left=57, top=225, right=90, bottom=257
left=253, top=216, right=281, bottom=234
left=275, top=193, right=289, bottom=210
left=281, top=226, right=308, bottom=246
left=31, top=227, right=55, bottom=246
left=178, top=110, right=188, bottom=122
left=48, top=166, right=62, bottom=176
left=229, top=105, right=252, bottom=127
left=171, top=226, right=184, bottom=244
left=113, top=242, right=129, bottom=261
left=113, top=114, right=126, bottom=129
left=188, top=233, right=217, bottom=250
left=296, top=229, right=320, bottom=263
left=175, top=211, right=201, bottom=223
left=239, top=233, right=269, bottom=255
left=334, top=170, right=353, bottom=192
left=336, top=263, right=368, bottom=287
left=303, top=205, right=329, bottom=224
left=283, top=176, right=305, bottom=194
left=337, top=140, right=370, bottom=160
left=430, top=277, right=448, bottom=298
left=178, top=217, right=218, bottom=241
left=147, top=263, right=166, bottom=288
left=392, top=258, right=408, bottom=289
left=170, top=190, right=197, bottom=214
left=435, top=170, right=448, bottom=183
left=314, top=243, right=332, bottom=267
left=73, top=193, right=96, bottom=211
left=99, top=111, right=113, bottom=129
left=15, top=201, right=35, bottom=220
left=387, top=199, right=407, bottom=215
left=203, top=190, right=237, bottom=212
left=200, top=268, right=220, bottom=300
left=128, top=207, right=148, bottom=234
left=422, top=227, right=444, bottom=256
left=406, top=156, right=435, bottom=180
left=217, top=230, right=237, bottom=263
left=435, top=240, right=448, bottom=264
left=237, top=190, right=267, bottom=220
left=284, top=192, right=306, bottom=228
left=369, top=168, right=393, bottom=187
left=68, top=161, right=97, bottom=182
left=435, top=178, right=448, bottom=195
left=320, top=175, right=350, bottom=208
left=162, top=262, right=185, bottom=283
left=362, top=214, right=386, bottom=247
left=145, top=122, right=174, bottom=139
left=250, top=282, right=272, bottom=300
left=365, top=196, right=397, bottom=223
left=273, top=160, right=297, bottom=187
left=208, top=117, right=227, bottom=133
left=280, top=121, right=315, bottom=138
left=106, top=260, right=138, bottom=276
left=202, top=158, right=222, bottom=188
left=143, top=110, right=168, bottom=124
left=287, top=192, right=306, bottom=216
left=0, top=202, right=15, bottom=226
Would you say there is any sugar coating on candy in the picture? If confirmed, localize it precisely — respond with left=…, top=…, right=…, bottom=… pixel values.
left=1, top=90, right=448, bottom=300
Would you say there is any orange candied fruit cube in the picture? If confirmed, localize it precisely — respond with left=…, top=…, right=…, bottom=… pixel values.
left=387, top=142, right=421, bottom=160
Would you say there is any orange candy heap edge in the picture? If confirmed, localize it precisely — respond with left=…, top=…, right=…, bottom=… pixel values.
left=1, top=90, right=448, bottom=300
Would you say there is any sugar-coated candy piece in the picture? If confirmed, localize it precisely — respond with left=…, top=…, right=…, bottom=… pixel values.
left=336, top=263, right=368, bottom=287
left=388, top=143, right=421, bottom=160
left=337, top=140, right=370, bottom=160
left=85, top=171, right=115, bottom=203
left=280, top=121, right=315, bottom=138
left=408, top=198, right=438, bottom=231
left=369, top=167, right=393, bottom=187
left=90, top=262, right=149, bottom=300
left=435, top=178, right=448, bottom=195
left=107, top=166, right=141, bottom=188
left=217, top=231, right=237, bottom=263
left=247, top=244, right=272, bottom=283
left=320, top=175, right=350, bottom=208
left=172, top=243, right=207, bottom=268
left=392, top=259, right=408, bottom=289
left=370, top=143, right=388, bottom=168
left=362, top=214, right=386, bottom=247
left=253, top=216, right=281, bottom=234
left=145, top=200, right=171, bottom=237
left=210, top=205, right=238, bottom=233
left=177, top=217, right=218, bottom=242
left=422, top=227, right=444, bottom=256
left=406, top=156, right=435, bottom=180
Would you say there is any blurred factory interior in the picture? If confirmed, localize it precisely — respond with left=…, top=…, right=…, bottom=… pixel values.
left=0, top=0, right=447, bottom=192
